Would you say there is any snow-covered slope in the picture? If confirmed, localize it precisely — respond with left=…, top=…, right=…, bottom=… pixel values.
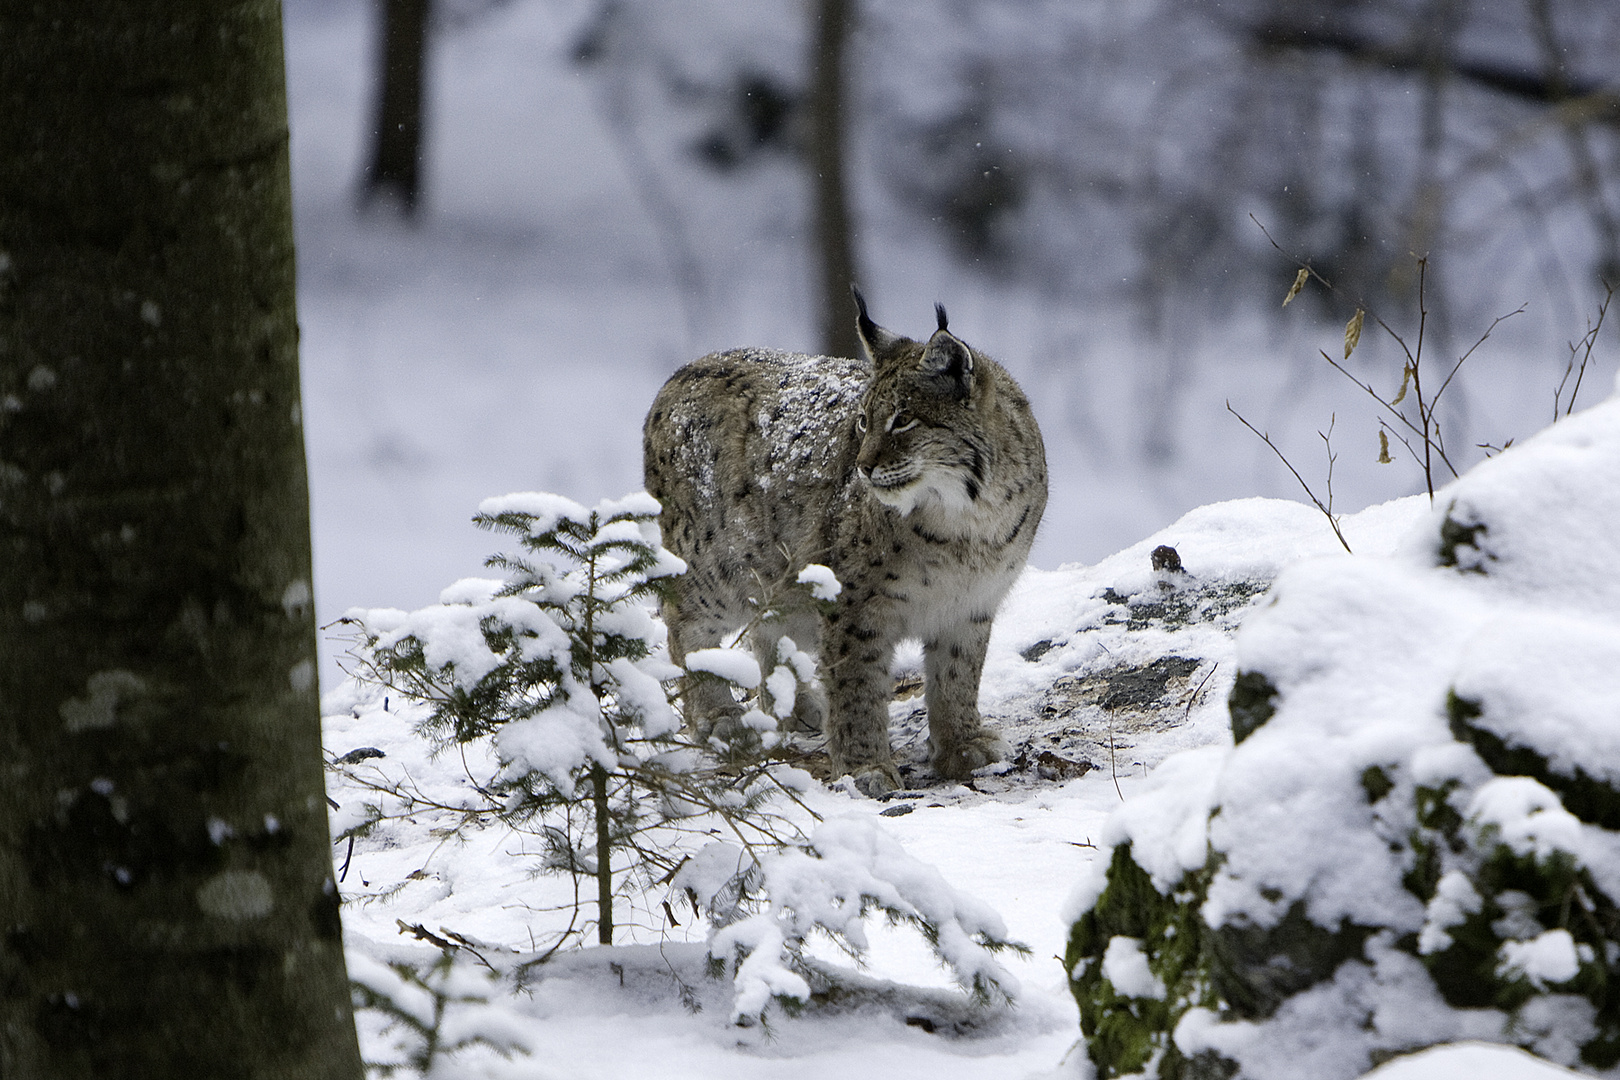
left=323, top=372, right=1620, bottom=1075
left=321, top=487, right=1433, bottom=1077
left=1063, top=379, right=1620, bottom=1079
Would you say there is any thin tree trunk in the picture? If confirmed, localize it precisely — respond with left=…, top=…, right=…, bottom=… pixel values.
left=1405, top=0, right=1460, bottom=351
left=809, top=0, right=862, bottom=360
left=0, top=4, right=365, bottom=1077
left=1528, top=0, right=1620, bottom=283
left=362, top=0, right=430, bottom=214
left=593, top=765, right=614, bottom=944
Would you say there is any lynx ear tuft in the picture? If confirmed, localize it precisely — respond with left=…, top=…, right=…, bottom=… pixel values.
left=851, top=284, right=903, bottom=362
left=921, top=330, right=974, bottom=399
left=935, top=302, right=949, bottom=333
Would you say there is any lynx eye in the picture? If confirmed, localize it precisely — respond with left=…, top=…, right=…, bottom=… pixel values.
left=854, top=413, right=868, bottom=436
left=888, top=410, right=918, bottom=434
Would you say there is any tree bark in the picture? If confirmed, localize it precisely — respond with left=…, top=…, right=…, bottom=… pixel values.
left=0, top=4, right=365, bottom=1078
left=1529, top=0, right=1620, bottom=282
left=809, top=0, right=863, bottom=360
left=362, top=0, right=430, bottom=215
left=592, top=764, right=614, bottom=945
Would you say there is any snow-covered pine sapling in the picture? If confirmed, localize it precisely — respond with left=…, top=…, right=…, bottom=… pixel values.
left=337, top=493, right=1020, bottom=1027
left=347, top=945, right=527, bottom=1076
left=338, top=492, right=812, bottom=948
left=681, top=561, right=837, bottom=761
left=678, top=815, right=1029, bottom=1025
left=684, top=635, right=817, bottom=761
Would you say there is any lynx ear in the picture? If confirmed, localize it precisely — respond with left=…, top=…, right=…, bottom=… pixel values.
left=921, top=328, right=974, bottom=399
left=852, top=285, right=903, bottom=363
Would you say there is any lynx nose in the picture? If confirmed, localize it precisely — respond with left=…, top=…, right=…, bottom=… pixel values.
left=856, top=440, right=880, bottom=475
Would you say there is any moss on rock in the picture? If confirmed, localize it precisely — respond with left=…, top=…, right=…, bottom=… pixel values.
left=1066, top=843, right=1225, bottom=1079
left=1227, top=671, right=1277, bottom=744
left=1205, top=902, right=1375, bottom=1021
left=1450, top=692, right=1620, bottom=831
left=1436, top=505, right=1492, bottom=572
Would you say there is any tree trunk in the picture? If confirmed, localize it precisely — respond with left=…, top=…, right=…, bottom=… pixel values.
left=0, top=4, right=366, bottom=1078
left=809, top=0, right=863, bottom=360
left=362, top=0, right=430, bottom=215
left=1529, top=0, right=1620, bottom=283
left=592, top=764, right=614, bottom=945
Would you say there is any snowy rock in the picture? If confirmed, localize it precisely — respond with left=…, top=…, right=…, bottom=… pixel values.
left=1065, top=391, right=1620, bottom=1079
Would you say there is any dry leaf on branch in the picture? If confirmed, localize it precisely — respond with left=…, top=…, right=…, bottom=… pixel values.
left=1392, top=365, right=1411, bottom=406
left=1283, top=267, right=1309, bottom=307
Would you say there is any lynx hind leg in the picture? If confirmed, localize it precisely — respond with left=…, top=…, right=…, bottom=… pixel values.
left=923, top=618, right=1007, bottom=781
left=750, top=611, right=826, bottom=734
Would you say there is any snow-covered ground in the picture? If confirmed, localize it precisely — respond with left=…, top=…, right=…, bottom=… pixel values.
left=323, top=482, right=1588, bottom=1077
left=322, top=431, right=1615, bottom=1075
left=1062, top=386, right=1620, bottom=1080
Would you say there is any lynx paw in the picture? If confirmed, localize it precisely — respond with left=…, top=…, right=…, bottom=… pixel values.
left=847, top=763, right=902, bottom=799
left=932, top=731, right=1007, bottom=781
left=690, top=702, right=745, bottom=743
left=781, top=687, right=827, bottom=735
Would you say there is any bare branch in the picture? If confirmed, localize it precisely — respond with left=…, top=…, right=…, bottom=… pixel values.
left=1555, top=282, right=1615, bottom=420
left=1228, top=402, right=1353, bottom=553
left=1433, top=304, right=1527, bottom=410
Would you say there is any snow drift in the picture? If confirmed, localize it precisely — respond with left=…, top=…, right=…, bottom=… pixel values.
left=1064, top=382, right=1620, bottom=1078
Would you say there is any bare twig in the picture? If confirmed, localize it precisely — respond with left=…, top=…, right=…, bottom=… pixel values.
left=1554, top=281, right=1615, bottom=420
left=339, top=834, right=357, bottom=883
left=1410, top=258, right=1434, bottom=497
left=1182, top=663, right=1218, bottom=724
left=1318, top=349, right=1460, bottom=481
left=1106, top=708, right=1123, bottom=802
left=1254, top=218, right=1535, bottom=500
left=1228, top=402, right=1353, bottom=553
left=1319, top=417, right=1341, bottom=527
left=1433, top=304, right=1527, bottom=410
left=1250, top=213, right=1409, bottom=351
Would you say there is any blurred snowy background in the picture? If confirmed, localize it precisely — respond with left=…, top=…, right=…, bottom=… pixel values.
left=285, top=0, right=1620, bottom=686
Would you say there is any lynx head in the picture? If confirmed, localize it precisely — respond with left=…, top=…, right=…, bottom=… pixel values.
left=849, top=288, right=997, bottom=518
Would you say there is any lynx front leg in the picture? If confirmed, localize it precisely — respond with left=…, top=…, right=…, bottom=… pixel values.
left=923, top=615, right=1005, bottom=780
left=823, top=613, right=901, bottom=797
left=663, top=594, right=744, bottom=741
left=749, top=610, right=827, bottom=735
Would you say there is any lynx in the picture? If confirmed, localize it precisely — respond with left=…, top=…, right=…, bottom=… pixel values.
left=643, top=291, right=1047, bottom=795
